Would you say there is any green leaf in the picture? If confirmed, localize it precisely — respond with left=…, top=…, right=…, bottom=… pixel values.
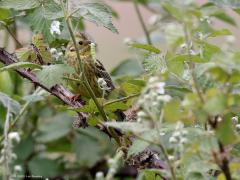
left=162, top=2, right=184, bottom=21
left=212, top=11, right=236, bottom=26
left=105, top=122, right=150, bottom=133
left=0, top=92, right=20, bottom=114
left=75, top=99, right=98, bottom=113
left=143, top=54, right=167, bottom=73
left=29, top=157, right=59, bottom=178
left=27, top=7, right=54, bottom=42
left=36, top=64, right=74, bottom=88
left=36, top=113, right=73, bottom=143
left=170, top=55, right=208, bottom=63
left=203, top=92, right=227, bottom=116
left=163, top=99, right=183, bottom=122
left=72, top=3, right=118, bottom=33
left=23, top=94, right=44, bottom=103
left=216, top=114, right=238, bottom=145
left=111, top=59, right=143, bottom=77
left=122, top=82, right=142, bottom=95
left=104, top=102, right=128, bottom=112
left=209, top=29, right=232, bottom=37
left=42, top=1, right=64, bottom=20
left=0, top=8, right=11, bottom=20
left=129, top=43, right=161, bottom=54
left=210, top=0, right=240, bottom=8
left=0, top=62, right=42, bottom=72
left=128, top=139, right=149, bottom=157
left=15, top=137, right=34, bottom=161
left=0, top=0, right=40, bottom=10
left=73, top=127, right=113, bottom=168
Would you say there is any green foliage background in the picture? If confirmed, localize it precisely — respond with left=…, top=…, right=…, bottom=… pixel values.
left=1, top=0, right=240, bottom=179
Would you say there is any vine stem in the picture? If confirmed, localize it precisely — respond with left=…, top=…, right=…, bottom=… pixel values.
left=0, top=21, right=22, bottom=48
left=60, top=0, right=121, bottom=146
left=183, top=24, right=204, bottom=104
left=103, top=93, right=140, bottom=106
left=133, top=0, right=152, bottom=45
left=61, top=1, right=108, bottom=122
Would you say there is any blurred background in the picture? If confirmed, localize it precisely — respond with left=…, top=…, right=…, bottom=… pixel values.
left=0, top=0, right=239, bottom=70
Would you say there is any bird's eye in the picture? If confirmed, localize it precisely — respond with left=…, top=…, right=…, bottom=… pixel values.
left=79, top=41, right=83, bottom=45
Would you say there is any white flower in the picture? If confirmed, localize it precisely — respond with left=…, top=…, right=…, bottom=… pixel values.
left=180, top=137, right=188, bottom=144
left=96, top=172, right=104, bottom=179
left=107, top=158, right=115, bottom=165
left=97, top=78, right=109, bottom=90
left=159, top=132, right=165, bottom=136
left=148, top=76, right=159, bottom=84
left=8, top=132, right=20, bottom=143
left=232, top=116, right=238, bottom=125
left=236, top=124, right=240, bottom=130
left=155, top=82, right=165, bottom=94
left=123, top=38, right=133, bottom=45
left=180, top=43, right=187, bottom=49
left=14, top=165, right=22, bottom=172
left=50, top=48, right=57, bottom=55
left=172, top=131, right=181, bottom=137
left=175, top=121, right=184, bottom=130
left=137, top=111, right=147, bottom=118
left=148, top=15, right=161, bottom=25
left=157, top=95, right=172, bottom=102
left=169, top=136, right=178, bottom=144
left=226, top=35, right=236, bottom=43
left=168, top=155, right=175, bottom=161
left=50, top=21, right=61, bottom=35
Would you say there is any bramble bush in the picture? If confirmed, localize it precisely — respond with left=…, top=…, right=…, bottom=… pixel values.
left=0, top=0, right=240, bottom=179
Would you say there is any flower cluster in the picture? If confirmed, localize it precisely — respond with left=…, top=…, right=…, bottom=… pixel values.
left=50, top=48, right=63, bottom=61
left=50, top=21, right=61, bottom=35
left=137, top=76, right=171, bottom=121
left=169, top=121, right=188, bottom=145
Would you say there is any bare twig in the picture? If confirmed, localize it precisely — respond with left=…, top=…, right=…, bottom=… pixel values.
left=133, top=0, right=152, bottom=45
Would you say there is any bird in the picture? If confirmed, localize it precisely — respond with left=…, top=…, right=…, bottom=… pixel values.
left=64, top=32, right=115, bottom=99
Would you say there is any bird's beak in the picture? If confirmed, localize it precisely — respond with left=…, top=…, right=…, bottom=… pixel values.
left=84, top=40, right=92, bottom=45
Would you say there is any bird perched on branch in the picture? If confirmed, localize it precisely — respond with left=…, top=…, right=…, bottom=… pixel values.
left=65, top=32, right=115, bottom=99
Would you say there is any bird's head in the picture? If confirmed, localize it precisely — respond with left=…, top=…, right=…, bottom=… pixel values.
left=66, top=32, right=94, bottom=53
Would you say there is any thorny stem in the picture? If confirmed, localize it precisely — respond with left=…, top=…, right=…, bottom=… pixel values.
left=133, top=0, right=152, bottom=45
left=183, top=24, right=204, bottom=104
left=103, top=93, right=140, bottom=106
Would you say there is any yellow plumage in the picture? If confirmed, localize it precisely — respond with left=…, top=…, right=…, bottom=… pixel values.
left=65, top=33, right=114, bottom=98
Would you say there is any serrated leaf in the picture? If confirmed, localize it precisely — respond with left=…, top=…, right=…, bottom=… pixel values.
left=71, top=3, right=118, bottom=33
left=0, top=0, right=40, bottom=10
left=0, top=62, right=42, bottom=72
left=0, top=92, right=21, bottom=114
left=129, top=44, right=161, bottom=54
left=27, top=8, right=54, bottom=42
left=36, top=64, right=74, bottom=88
left=42, top=1, right=63, bottom=20
left=143, top=54, right=167, bottom=73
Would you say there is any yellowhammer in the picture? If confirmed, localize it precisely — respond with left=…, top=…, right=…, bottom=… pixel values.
left=65, top=32, right=115, bottom=99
